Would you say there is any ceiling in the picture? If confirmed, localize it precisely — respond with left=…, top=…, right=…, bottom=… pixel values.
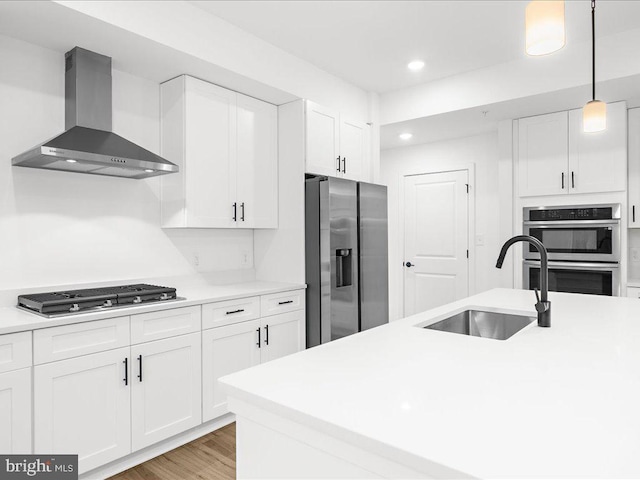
left=381, top=73, right=640, bottom=149
left=192, top=1, right=640, bottom=94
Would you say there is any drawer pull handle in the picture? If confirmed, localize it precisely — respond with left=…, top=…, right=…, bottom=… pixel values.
left=226, top=309, right=245, bottom=315
left=137, top=355, right=143, bottom=383
left=123, top=357, right=128, bottom=386
left=278, top=300, right=293, bottom=305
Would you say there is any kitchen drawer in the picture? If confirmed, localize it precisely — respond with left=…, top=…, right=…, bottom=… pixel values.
left=0, top=331, right=32, bottom=374
left=626, top=287, right=640, bottom=299
left=34, top=317, right=129, bottom=364
left=131, top=306, right=201, bottom=344
left=202, top=296, right=260, bottom=330
left=260, top=290, right=305, bottom=317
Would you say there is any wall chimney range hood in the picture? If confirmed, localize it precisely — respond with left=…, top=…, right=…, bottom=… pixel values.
left=12, top=47, right=178, bottom=179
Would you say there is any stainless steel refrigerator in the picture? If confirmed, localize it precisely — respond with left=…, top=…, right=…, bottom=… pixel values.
left=305, top=176, right=388, bottom=347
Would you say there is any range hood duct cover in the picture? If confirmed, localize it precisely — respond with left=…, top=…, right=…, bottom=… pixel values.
left=12, top=47, right=178, bottom=179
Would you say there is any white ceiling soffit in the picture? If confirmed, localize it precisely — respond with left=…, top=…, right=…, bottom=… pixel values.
left=381, top=73, right=640, bottom=150
left=192, top=0, right=640, bottom=94
left=0, top=1, right=297, bottom=105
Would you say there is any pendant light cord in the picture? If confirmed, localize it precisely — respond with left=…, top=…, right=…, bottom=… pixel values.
left=592, top=0, right=596, bottom=101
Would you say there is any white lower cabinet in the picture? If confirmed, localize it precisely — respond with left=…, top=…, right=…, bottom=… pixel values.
left=260, top=310, right=304, bottom=363
left=34, top=347, right=131, bottom=474
left=131, top=333, right=202, bottom=451
left=202, top=319, right=261, bottom=422
left=0, top=367, right=32, bottom=454
left=203, top=308, right=304, bottom=422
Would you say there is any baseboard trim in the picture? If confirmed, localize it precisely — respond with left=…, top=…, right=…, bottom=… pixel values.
left=80, top=414, right=235, bottom=480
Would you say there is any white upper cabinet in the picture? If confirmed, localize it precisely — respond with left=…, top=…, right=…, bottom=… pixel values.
left=518, top=111, right=568, bottom=197
left=306, top=101, right=340, bottom=176
left=629, top=108, right=640, bottom=227
left=305, top=100, right=370, bottom=181
left=236, top=93, right=279, bottom=228
left=161, top=75, right=277, bottom=229
left=518, top=102, right=627, bottom=197
left=569, top=101, right=627, bottom=194
left=339, top=117, right=367, bottom=181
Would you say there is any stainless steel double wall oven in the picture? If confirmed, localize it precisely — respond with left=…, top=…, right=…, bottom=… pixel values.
left=523, top=204, right=621, bottom=296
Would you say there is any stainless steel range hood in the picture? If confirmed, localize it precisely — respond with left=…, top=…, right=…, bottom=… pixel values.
left=12, top=47, right=178, bottom=179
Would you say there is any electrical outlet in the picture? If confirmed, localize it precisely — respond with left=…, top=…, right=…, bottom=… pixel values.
left=632, top=248, right=640, bottom=262
left=241, top=250, right=250, bottom=267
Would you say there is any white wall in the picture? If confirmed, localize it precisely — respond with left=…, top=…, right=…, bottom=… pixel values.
left=381, top=132, right=511, bottom=321
left=54, top=0, right=372, bottom=123
left=0, top=35, right=253, bottom=291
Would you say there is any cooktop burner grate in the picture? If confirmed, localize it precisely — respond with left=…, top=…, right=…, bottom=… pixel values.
left=17, top=283, right=180, bottom=317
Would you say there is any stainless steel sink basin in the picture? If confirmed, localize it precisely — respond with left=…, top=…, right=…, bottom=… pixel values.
left=424, top=310, right=535, bottom=340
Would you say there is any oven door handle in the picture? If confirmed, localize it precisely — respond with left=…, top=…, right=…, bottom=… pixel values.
left=523, top=220, right=620, bottom=226
left=524, top=260, right=619, bottom=270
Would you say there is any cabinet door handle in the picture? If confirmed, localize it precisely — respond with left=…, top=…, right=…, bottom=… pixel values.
left=232, top=202, right=237, bottom=221
left=336, top=156, right=341, bottom=173
left=634, top=206, right=636, bottom=223
left=264, top=324, right=269, bottom=345
left=342, top=157, right=346, bottom=174
left=561, top=172, right=565, bottom=189
left=123, top=357, right=128, bottom=386
left=137, top=354, right=143, bottom=382
left=278, top=300, right=293, bottom=305
left=571, top=171, right=575, bottom=189
left=226, top=309, right=245, bottom=315
left=240, top=202, right=245, bottom=222
left=256, top=328, right=261, bottom=348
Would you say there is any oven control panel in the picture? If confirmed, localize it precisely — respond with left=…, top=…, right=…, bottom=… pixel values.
left=528, top=206, right=616, bottom=221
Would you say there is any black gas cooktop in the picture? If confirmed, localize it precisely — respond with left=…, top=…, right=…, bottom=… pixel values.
left=18, top=284, right=181, bottom=318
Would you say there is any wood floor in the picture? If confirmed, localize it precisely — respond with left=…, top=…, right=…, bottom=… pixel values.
left=109, top=423, right=236, bottom=480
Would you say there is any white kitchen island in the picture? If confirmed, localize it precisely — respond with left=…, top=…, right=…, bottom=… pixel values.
left=220, top=288, right=640, bottom=479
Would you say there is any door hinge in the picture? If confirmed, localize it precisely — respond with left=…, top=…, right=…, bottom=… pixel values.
left=465, top=183, right=469, bottom=193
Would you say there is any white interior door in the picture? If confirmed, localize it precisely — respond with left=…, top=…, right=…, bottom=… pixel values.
left=403, top=170, right=469, bottom=317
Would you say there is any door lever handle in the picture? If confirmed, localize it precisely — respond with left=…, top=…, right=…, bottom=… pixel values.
left=405, top=261, right=413, bottom=268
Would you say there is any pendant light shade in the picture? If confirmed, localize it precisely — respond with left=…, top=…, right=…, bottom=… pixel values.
left=583, top=100, right=607, bottom=133
left=525, top=1, right=566, bottom=56
left=583, top=0, right=606, bottom=133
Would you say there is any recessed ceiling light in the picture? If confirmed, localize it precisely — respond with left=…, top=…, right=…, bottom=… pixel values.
left=407, top=60, right=425, bottom=71
left=399, top=133, right=413, bottom=140
left=65, top=159, right=77, bottom=163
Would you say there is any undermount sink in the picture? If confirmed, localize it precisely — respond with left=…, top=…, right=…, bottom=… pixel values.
left=423, top=309, right=535, bottom=341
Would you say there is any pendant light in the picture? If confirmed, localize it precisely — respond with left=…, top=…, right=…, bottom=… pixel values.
left=525, top=1, right=566, bottom=56
left=583, top=0, right=606, bottom=133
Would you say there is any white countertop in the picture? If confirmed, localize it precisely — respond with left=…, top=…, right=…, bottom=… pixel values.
left=220, top=288, right=640, bottom=478
left=0, top=281, right=305, bottom=335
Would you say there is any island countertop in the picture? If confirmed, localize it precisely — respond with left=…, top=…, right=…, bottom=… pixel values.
left=220, top=288, right=640, bottom=478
